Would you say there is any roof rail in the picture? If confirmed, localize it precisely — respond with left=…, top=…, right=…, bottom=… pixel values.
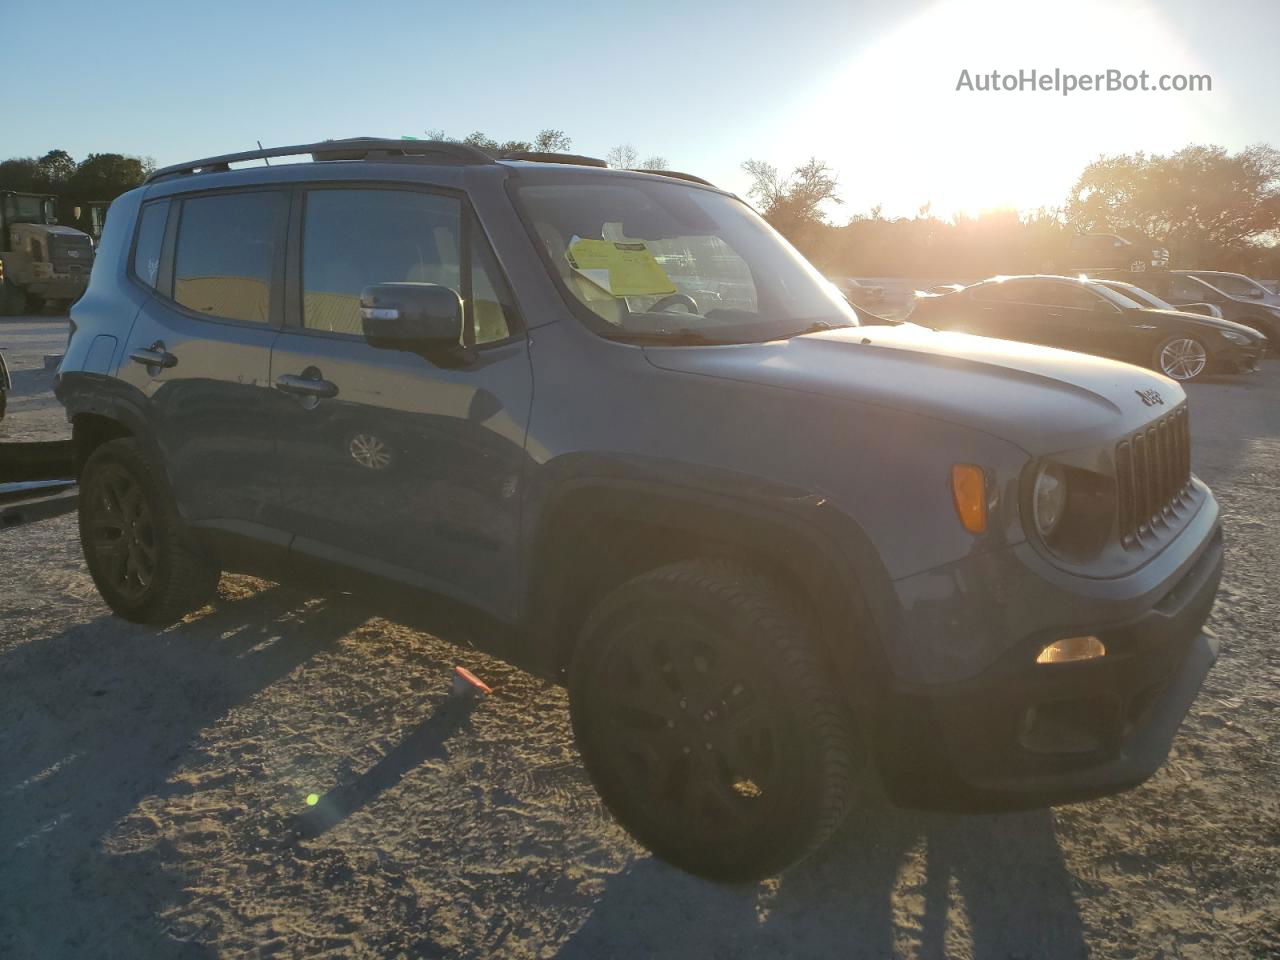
left=637, top=169, right=716, bottom=187
left=499, top=150, right=609, bottom=168
left=145, top=138, right=494, bottom=183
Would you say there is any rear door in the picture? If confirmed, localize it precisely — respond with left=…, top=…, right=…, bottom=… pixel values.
left=116, top=189, right=287, bottom=535
left=267, top=185, right=533, bottom=618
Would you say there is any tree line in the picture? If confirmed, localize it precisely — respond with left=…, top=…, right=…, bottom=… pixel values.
left=3, top=135, right=1276, bottom=279
left=743, top=144, right=1280, bottom=279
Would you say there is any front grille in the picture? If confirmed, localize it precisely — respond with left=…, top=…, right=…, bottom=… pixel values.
left=1115, top=405, right=1192, bottom=547
left=48, top=237, right=94, bottom=276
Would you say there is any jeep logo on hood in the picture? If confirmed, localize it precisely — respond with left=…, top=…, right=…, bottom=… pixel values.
left=1136, top=388, right=1165, bottom=406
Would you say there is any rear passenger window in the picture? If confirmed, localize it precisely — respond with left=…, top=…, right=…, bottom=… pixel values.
left=174, top=192, right=286, bottom=324
left=132, top=201, right=168, bottom=289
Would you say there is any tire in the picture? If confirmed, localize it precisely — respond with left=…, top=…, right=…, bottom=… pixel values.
left=569, top=558, right=856, bottom=881
left=1154, top=335, right=1209, bottom=382
left=1129, top=259, right=1148, bottom=272
left=78, top=437, right=221, bottom=624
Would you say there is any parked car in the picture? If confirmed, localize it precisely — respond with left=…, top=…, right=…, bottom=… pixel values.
left=1062, top=233, right=1169, bottom=273
left=826, top=275, right=885, bottom=307
left=53, top=140, right=1222, bottom=881
left=1178, top=270, right=1280, bottom=309
left=909, top=275, right=1264, bottom=381
left=1091, top=278, right=1222, bottom=319
left=1100, top=270, right=1280, bottom=343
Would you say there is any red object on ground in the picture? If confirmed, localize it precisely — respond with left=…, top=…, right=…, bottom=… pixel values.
left=453, top=665, right=493, bottom=696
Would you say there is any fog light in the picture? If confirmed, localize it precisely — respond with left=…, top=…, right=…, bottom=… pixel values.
left=1036, top=635, right=1105, bottom=664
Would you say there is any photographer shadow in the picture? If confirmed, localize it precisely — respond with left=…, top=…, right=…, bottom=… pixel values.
left=557, top=790, right=1087, bottom=959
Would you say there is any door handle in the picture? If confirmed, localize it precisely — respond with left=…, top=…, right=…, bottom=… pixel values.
left=1045, top=312, right=1064, bottom=319
left=129, top=341, right=177, bottom=369
left=275, top=372, right=339, bottom=400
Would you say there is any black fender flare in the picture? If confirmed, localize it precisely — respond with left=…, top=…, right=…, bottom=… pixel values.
left=520, top=468, right=905, bottom=705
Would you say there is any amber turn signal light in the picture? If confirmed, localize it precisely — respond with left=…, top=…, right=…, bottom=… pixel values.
left=1036, top=635, right=1106, bottom=664
left=950, top=464, right=987, bottom=534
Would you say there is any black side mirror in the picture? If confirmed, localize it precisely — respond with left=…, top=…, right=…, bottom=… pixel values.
left=361, top=283, right=467, bottom=362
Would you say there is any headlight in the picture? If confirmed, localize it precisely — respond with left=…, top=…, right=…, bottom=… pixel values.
left=1032, top=463, right=1067, bottom=538
left=1221, top=330, right=1251, bottom=345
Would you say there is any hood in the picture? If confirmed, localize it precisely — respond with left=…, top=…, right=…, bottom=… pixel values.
left=1133, top=307, right=1266, bottom=340
left=643, top=323, right=1183, bottom=456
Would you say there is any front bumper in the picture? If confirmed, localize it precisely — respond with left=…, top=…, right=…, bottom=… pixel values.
left=876, top=498, right=1223, bottom=812
left=1212, top=343, right=1265, bottom=373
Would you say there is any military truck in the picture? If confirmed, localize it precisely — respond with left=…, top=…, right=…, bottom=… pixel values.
left=0, top=190, right=95, bottom=315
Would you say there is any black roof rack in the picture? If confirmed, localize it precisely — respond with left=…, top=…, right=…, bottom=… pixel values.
left=499, top=150, right=609, bottom=168
left=145, top=138, right=494, bottom=183
left=636, top=169, right=715, bottom=187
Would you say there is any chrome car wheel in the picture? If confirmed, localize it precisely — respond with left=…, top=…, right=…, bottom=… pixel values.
left=349, top=433, right=393, bottom=470
left=1159, top=338, right=1208, bottom=381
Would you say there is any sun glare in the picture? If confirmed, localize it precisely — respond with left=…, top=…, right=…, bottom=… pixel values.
left=767, top=0, right=1217, bottom=219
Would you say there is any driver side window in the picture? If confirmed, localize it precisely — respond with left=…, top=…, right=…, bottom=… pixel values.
left=300, top=188, right=519, bottom=344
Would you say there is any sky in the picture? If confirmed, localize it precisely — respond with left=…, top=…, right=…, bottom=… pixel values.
left=7, top=0, right=1279, bottom=220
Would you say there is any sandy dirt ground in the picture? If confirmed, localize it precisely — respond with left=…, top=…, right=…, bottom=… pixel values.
left=1, top=316, right=1277, bottom=959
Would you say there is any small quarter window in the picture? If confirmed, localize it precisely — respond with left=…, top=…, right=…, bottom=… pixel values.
left=132, top=201, right=168, bottom=289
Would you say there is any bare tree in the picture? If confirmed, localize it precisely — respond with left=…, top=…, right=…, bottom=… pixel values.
left=606, top=144, right=639, bottom=169
left=638, top=155, right=668, bottom=171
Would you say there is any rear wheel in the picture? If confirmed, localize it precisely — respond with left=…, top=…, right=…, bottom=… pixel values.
left=569, top=559, right=856, bottom=881
left=1154, top=335, right=1208, bottom=382
left=78, top=438, right=221, bottom=624
left=1129, top=258, right=1148, bottom=272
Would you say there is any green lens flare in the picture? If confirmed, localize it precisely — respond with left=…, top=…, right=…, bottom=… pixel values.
left=306, top=793, right=319, bottom=806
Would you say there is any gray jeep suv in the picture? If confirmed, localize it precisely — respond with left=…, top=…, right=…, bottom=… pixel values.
left=56, top=139, right=1222, bottom=881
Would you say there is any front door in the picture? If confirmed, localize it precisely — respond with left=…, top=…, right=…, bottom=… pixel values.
left=268, top=186, right=533, bottom=618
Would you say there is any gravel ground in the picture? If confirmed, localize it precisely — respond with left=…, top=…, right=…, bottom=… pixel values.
left=1, top=316, right=1277, bottom=959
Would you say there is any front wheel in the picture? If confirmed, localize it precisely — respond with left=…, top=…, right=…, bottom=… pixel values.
left=569, top=559, right=856, bottom=881
left=78, top=438, right=221, bottom=624
left=1155, top=335, right=1209, bottom=382
left=1129, top=258, right=1149, bottom=272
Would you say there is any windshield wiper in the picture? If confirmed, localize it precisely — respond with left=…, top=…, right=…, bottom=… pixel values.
left=604, top=329, right=742, bottom=346
left=785, top=319, right=857, bottom=337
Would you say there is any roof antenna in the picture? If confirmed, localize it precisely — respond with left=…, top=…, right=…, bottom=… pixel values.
left=257, top=140, right=270, bottom=166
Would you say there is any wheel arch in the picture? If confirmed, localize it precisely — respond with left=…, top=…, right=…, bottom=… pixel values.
left=521, top=477, right=901, bottom=709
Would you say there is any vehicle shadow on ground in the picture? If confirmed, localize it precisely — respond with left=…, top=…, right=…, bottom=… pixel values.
left=0, top=584, right=369, bottom=959
left=290, top=693, right=479, bottom=840
left=557, top=791, right=1087, bottom=959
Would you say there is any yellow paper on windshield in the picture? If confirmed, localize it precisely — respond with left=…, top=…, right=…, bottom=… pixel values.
left=565, top=237, right=676, bottom=297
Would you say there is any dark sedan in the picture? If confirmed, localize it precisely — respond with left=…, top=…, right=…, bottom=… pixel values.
left=1092, top=270, right=1280, bottom=344
left=909, top=275, right=1265, bottom=382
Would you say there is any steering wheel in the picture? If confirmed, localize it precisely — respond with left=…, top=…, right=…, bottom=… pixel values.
left=649, top=293, right=700, bottom=315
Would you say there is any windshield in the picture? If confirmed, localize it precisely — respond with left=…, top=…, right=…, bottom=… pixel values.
left=512, top=174, right=857, bottom=343
left=1097, top=281, right=1170, bottom=310
left=2, top=194, right=55, bottom=225
left=1193, top=272, right=1268, bottom=299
